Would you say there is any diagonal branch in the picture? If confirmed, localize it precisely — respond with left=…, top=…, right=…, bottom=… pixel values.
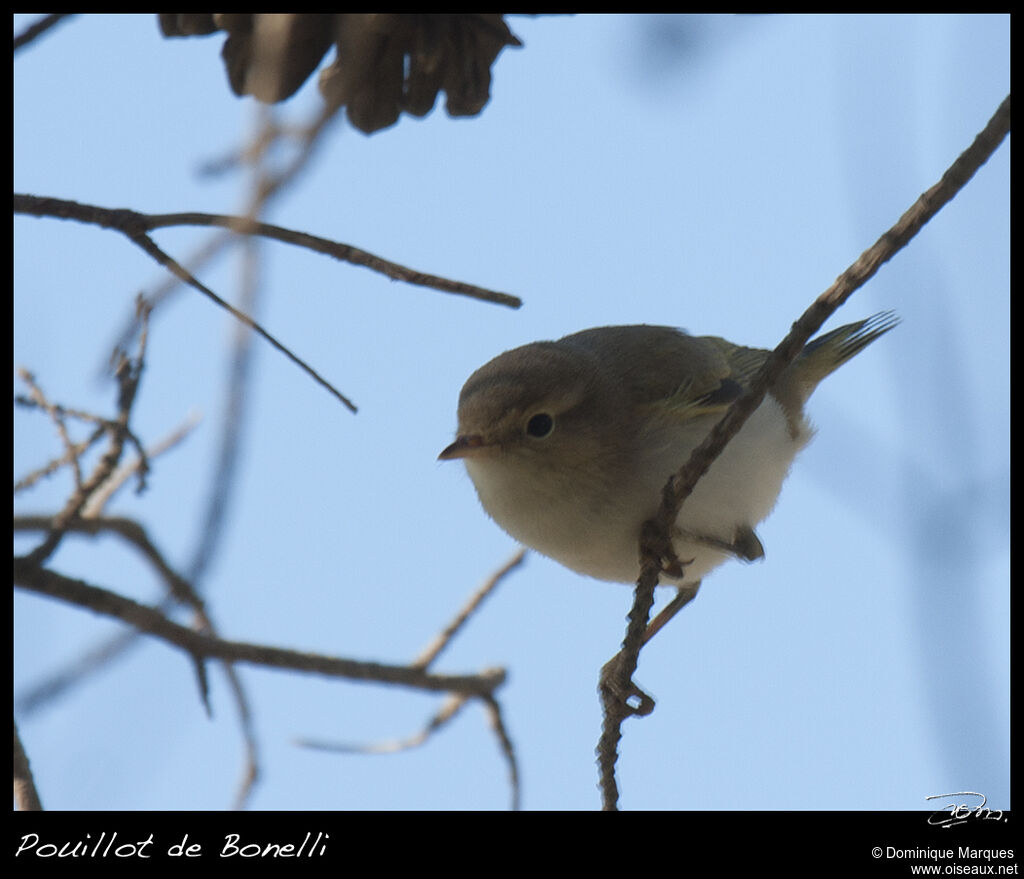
left=125, top=229, right=359, bottom=412
left=412, top=549, right=526, bottom=670
left=14, top=193, right=522, bottom=411
left=597, top=93, right=1011, bottom=811
left=13, top=13, right=75, bottom=53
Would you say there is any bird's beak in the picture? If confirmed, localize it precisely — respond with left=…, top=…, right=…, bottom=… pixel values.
left=438, top=434, right=487, bottom=461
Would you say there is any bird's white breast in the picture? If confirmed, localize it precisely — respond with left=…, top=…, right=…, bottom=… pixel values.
left=465, top=395, right=811, bottom=586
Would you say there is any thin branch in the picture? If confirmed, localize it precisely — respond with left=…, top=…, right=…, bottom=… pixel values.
left=130, top=228, right=359, bottom=412
left=297, top=690, right=520, bottom=810
left=13, top=13, right=74, bottom=53
left=14, top=416, right=199, bottom=714
left=18, top=309, right=152, bottom=568
left=81, top=412, right=201, bottom=517
left=15, top=624, right=145, bottom=715
left=482, top=693, right=521, bottom=811
left=16, top=110, right=335, bottom=809
left=14, top=516, right=198, bottom=607
left=14, top=508, right=261, bottom=809
left=13, top=719, right=44, bottom=811
left=15, top=514, right=211, bottom=715
left=412, top=548, right=527, bottom=669
left=14, top=192, right=520, bottom=412
left=297, top=694, right=472, bottom=755
left=13, top=194, right=523, bottom=309
left=105, top=100, right=343, bottom=361
left=295, top=550, right=524, bottom=809
left=596, top=93, right=1011, bottom=811
left=15, top=196, right=356, bottom=412
left=16, top=368, right=87, bottom=490
left=106, top=231, right=231, bottom=360
left=186, top=108, right=295, bottom=807
left=13, top=424, right=104, bottom=494
left=14, top=559, right=507, bottom=699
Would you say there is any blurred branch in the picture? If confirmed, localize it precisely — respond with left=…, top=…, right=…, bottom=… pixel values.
left=16, top=300, right=152, bottom=569
left=14, top=509, right=265, bottom=808
left=180, top=106, right=309, bottom=806
left=186, top=106, right=301, bottom=590
left=13, top=414, right=198, bottom=714
left=482, top=694, right=520, bottom=811
left=13, top=13, right=74, bottom=53
left=82, top=413, right=201, bottom=517
left=14, top=356, right=265, bottom=806
left=596, top=92, right=1012, bottom=811
left=188, top=114, right=276, bottom=807
left=106, top=100, right=342, bottom=359
left=15, top=368, right=95, bottom=492
left=13, top=720, right=43, bottom=811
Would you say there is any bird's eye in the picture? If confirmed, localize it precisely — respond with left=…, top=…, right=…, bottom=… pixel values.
left=525, top=413, right=554, bottom=439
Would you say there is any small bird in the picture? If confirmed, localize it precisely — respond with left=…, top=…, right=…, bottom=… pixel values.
left=439, top=313, right=897, bottom=587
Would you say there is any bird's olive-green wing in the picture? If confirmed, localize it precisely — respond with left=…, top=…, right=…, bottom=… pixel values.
left=562, top=313, right=897, bottom=423
left=562, top=325, right=767, bottom=420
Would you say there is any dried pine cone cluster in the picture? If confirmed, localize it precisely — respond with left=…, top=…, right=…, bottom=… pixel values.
left=159, top=13, right=522, bottom=133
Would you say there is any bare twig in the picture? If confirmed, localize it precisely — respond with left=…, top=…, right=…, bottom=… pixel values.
left=14, top=560, right=507, bottom=699
left=16, top=109, right=335, bottom=809
left=13, top=423, right=104, bottom=494
left=132, top=228, right=359, bottom=412
left=14, top=414, right=198, bottom=715
left=13, top=719, right=44, bottom=811
left=16, top=368, right=88, bottom=490
left=14, top=508, right=262, bottom=807
left=106, top=100, right=343, bottom=360
left=296, top=689, right=520, bottom=809
left=295, top=549, right=524, bottom=809
left=15, top=192, right=521, bottom=411
left=13, top=194, right=522, bottom=309
left=297, top=693, right=472, bottom=755
left=13, top=13, right=74, bottom=53
left=18, top=308, right=152, bottom=568
left=482, top=693, right=521, bottom=811
left=15, top=513, right=212, bottom=713
left=299, top=692, right=520, bottom=809
left=15, top=516, right=198, bottom=608
left=596, top=93, right=1012, bottom=811
left=412, top=549, right=527, bottom=669
left=81, top=412, right=201, bottom=517
left=16, top=625, right=145, bottom=715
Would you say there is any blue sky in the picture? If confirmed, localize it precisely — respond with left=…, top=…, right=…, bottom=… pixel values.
left=14, top=14, right=1009, bottom=812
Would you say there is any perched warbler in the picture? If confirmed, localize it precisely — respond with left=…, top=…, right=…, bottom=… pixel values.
left=440, top=313, right=897, bottom=587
